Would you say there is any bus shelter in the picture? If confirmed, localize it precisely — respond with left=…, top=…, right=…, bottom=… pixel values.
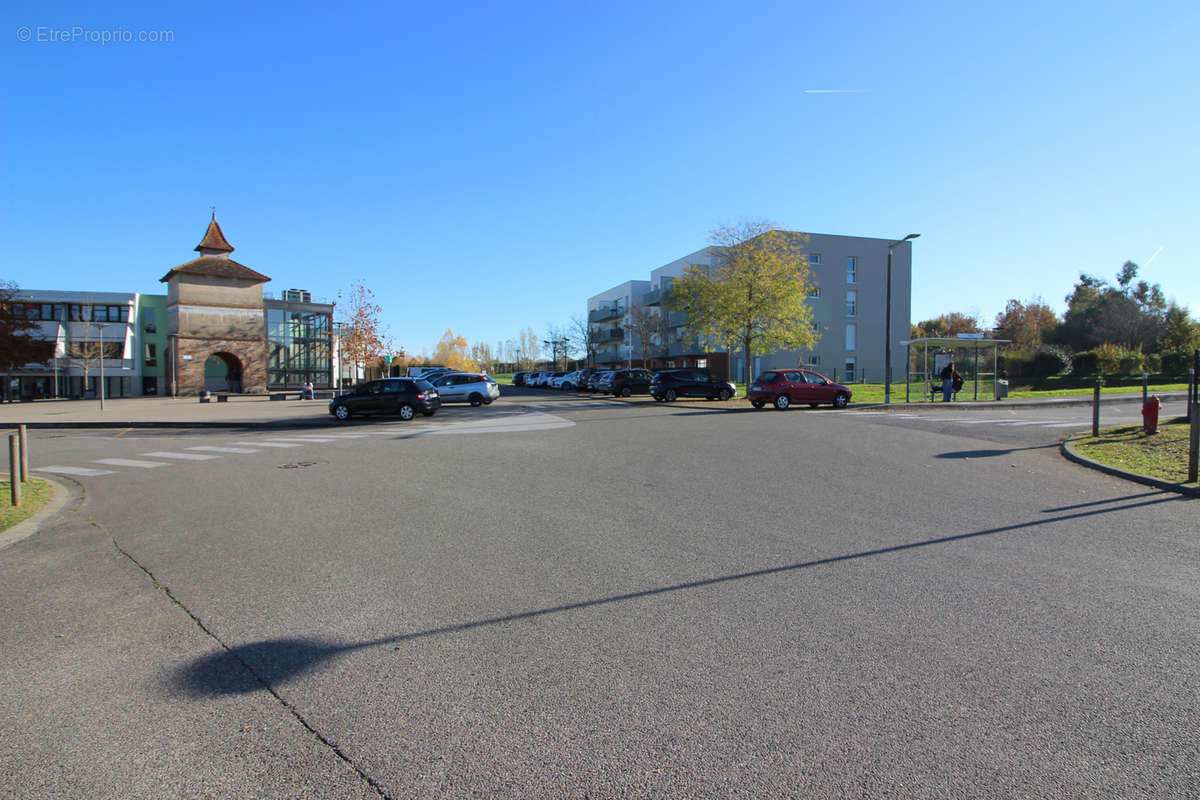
left=901, top=337, right=1011, bottom=402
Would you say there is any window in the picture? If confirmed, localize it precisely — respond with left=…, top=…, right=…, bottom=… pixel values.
left=845, top=290, right=857, bottom=317
left=144, top=343, right=157, bottom=366
left=696, top=358, right=707, bottom=368
left=666, top=360, right=675, bottom=368
left=93, top=306, right=109, bottom=322
left=845, top=359, right=856, bottom=382
left=845, top=324, right=856, bottom=351
left=808, top=287, right=822, bottom=298
left=143, top=308, right=156, bottom=333
left=811, top=320, right=821, bottom=333
left=808, top=253, right=821, bottom=265
left=809, top=355, right=821, bottom=366
left=846, top=257, right=857, bottom=283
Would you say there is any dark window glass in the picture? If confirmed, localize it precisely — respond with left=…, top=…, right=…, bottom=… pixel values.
left=381, top=381, right=401, bottom=394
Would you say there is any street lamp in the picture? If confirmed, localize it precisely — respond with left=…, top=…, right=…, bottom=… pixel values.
left=884, top=233, right=920, bottom=405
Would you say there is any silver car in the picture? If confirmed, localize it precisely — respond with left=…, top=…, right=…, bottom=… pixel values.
left=427, top=373, right=501, bottom=406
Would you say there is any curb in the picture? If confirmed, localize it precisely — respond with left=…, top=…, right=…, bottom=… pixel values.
left=0, top=474, right=82, bottom=550
left=1060, top=436, right=1200, bottom=497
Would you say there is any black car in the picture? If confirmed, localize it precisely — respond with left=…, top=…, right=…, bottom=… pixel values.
left=600, top=368, right=655, bottom=397
left=650, top=369, right=737, bottom=402
left=329, top=378, right=441, bottom=421
left=512, top=371, right=528, bottom=386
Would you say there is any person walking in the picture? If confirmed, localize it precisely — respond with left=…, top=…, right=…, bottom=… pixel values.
left=940, top=360, right=956, bottom=402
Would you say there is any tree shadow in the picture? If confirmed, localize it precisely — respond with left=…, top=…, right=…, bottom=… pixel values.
left=935, top=443, right=1058, bottom=459
left=173, top=493, right=1188, bottom=698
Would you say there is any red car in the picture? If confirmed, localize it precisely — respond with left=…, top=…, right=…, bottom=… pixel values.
left=748, top=369, right=852, bottom=410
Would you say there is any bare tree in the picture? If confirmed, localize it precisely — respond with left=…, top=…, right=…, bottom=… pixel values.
left=336, top=282, right=386, bottom=383
left=568, top=314, right=599, bottom=366
left=627, top=305, right=659, bottom=367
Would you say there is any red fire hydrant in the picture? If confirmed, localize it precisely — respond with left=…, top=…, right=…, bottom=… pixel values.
left=1142, top=395, right=1162, bottom=434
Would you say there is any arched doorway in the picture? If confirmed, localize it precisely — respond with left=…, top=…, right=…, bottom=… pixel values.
left=204, top=352, right=244, bottom=393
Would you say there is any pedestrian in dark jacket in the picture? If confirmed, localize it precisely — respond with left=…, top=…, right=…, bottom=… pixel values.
left=940, top=361, right=958, bottom=402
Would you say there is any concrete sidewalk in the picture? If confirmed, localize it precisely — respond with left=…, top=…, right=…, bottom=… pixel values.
left=0, top=389, right=1189, bottom=429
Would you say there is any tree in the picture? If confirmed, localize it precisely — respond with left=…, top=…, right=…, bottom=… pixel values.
left=0, top=282, right=55, bottom=401
left=433, top=329, right=479, bottom=371
left=568, top=314, right=599, bottom=366
left=664, top=222, right=817, bottom=386
left=337, top=283, right=386, bottom=381
left=1160, top=303, right=1200, bottom=350
left=1058, top=262, right=1166, bottom=352
left=518, top=328, right=539, bottom=370
left=61, top=326, right=104, bottom=397
left=992, top=298, right=1058, bottom=350
left=627, top=305, right=659, bottom=366
left=910, top=312, right=983, bottom=340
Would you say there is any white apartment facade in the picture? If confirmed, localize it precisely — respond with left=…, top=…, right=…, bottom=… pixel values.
left=586, top=231, right=913, bottom=383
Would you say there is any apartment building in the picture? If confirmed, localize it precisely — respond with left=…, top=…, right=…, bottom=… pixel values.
left=586, top=230, right=913, bottom=383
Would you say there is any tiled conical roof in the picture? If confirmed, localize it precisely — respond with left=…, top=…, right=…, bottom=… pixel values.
left=195, top=218, right=234, bottom=253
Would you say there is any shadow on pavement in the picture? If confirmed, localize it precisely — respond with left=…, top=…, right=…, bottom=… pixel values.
left=935, top=443, right=1058, bottom=459
left=173, top=493, right=1188, bottom=698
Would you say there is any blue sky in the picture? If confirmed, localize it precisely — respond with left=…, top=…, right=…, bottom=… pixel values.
left=4, top=0, right=1197, bottom=356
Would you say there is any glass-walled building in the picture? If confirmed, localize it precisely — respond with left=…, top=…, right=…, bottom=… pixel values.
left=264, top=293, right=334, bottom=389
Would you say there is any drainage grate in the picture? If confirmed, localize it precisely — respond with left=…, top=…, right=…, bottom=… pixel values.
left=277, top=461, right=318, bottom=469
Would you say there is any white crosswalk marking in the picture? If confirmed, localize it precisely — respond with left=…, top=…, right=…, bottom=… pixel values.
left=231, top=441, right=301, bottom=448
left=142, top=451, right=220, bottom=461
left=36, top=465, right=116, bottom=476
left=187, top=446, right=262, bottom=454
left=92, top=458, right=170, bottom=468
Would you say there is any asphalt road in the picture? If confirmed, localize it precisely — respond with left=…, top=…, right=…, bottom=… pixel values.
left=2, top=396, right=1197, bottom=798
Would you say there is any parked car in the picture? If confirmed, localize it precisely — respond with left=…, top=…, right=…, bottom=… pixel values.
left=650, top=369, right=737, bottom=402
left=570, top=368, right=603, bottom=391
left=585, top=371, right=614, bottom=393
left=329, top=378, right=440, bottom=421
left=601, top=368, right=655, bottom=397
left=407, top=365, right=448, bottom=379
left=747, top=369, right=851, bottom=409
left=550, top=371, right=578, bottom=390
left=512, top=371, right=528, bottom=386
left=428, top=372, right=501, bottom=406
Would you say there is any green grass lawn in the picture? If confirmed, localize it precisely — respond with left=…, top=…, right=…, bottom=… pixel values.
left=1072, top=422, right=1198, bottom=486
left=1, top=478, right=53, bottom=532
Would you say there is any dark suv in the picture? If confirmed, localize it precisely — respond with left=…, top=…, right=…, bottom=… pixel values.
left=600, top=368, right=655, bottom=397
left=329, top=378, right=441, bottom=421
left=650, top=369, right=737, bottom=402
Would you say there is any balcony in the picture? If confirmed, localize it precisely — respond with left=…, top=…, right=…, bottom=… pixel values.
left=666, top=342, right=707, bottom=357
left=594, top=348, right=625, bottom=363
left=667, top=311, right=688, bottom=327
left=588, top=306, right=622, bottom=323
left=594, top=326, right=624, bottom=343
left=642, top=288, right=664, bottom=306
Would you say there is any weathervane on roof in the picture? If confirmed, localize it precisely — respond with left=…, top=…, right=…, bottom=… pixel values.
left=210, top=205, right=216, bottom=221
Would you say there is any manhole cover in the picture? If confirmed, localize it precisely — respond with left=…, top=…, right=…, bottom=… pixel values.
left=277, top=461, right=318, bottom=469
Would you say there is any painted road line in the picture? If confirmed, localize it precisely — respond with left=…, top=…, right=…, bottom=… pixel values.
left=256, top=436, right=338, bottom=442
left=36, top=465, right=117, bottom=477
left=996, top=420, right=1069, bottom=427
left=92, top=458, right=170, bottom=469
left=142, top=451, right=220, bottom=460
left=186, top=446, right=262, bottom=454
left=1044, top=422, right=1090, bottom=428
left=231, top=441, right=302, bottom=448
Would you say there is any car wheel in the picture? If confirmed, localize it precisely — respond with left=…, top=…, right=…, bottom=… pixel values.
left=752, top=401, right=764, bottom=409
left=833, top=392, right=849, bottom=409
left=398, top=403, right=416, bottom=421
left=621, top=386, right=632, bottom=397
left=718, top=389, right=731, bottom=401
left=469, top=393, right=483, bottom=407
left=333, top=404, right=351, bottom=421
left=774, top=394, right=790, bottom=410
left=665, top=389, right=677, bottom=402
left=563, top=383, right=573, bottom=391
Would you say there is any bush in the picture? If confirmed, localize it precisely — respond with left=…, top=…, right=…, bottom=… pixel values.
left=1031, top=346, right=1072, bottom=377
left=1073, top=350, right=1099, bottom=376
left=1159, top=348, right=1196, bottom=377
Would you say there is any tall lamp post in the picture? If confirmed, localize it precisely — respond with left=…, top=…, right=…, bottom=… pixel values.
left=94, top=322, right=120, bottom=411
left=884, top=233, right=920, bottom=405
